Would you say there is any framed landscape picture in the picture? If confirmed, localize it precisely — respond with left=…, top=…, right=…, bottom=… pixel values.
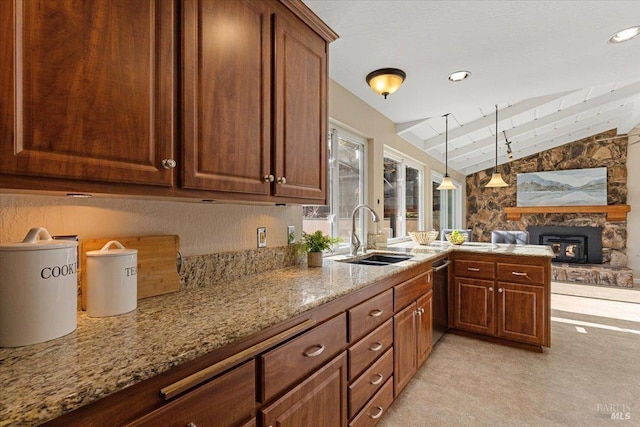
left=516, top=167, right=607, bottom=207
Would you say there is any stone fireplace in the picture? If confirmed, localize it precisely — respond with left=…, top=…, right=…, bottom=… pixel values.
left=528, top=225, right=603, bottom=264
left=465, top=129, right=633, bottom=287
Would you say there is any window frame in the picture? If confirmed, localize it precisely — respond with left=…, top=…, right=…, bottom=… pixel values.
left=431, top=170, right=463, bottom=231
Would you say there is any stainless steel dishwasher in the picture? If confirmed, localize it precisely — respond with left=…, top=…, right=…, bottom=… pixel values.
left=432, top=258, right=451, bottom=345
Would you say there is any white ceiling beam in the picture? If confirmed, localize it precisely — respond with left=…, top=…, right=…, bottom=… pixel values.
left=440, top=84, right=640, bottom=159
left=397, top=131, right=429, bottom=151
left=459, top=121, right=619, bottom=176
left=396, top=118, right=431, bottom=135
left=420, top=90, right=579, bottom=150
left=617, top=96, right=640, bottom=134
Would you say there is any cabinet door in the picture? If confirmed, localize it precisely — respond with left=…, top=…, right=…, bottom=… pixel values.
left=497, top=282, right=545, bottom=345
left=261, top=352, right=347, bottom=427
left=416, top=290, right=433, bottom=367
left=1, top=0, right=175, bottom=186
left=126, top=360, right=255, bottom=427
left=453, top=277, right=495, bottom=335
left=182, top=0, right=272, bottom=194
left=393, top=303, right=417, bottom=397
left=272, top=9, right=327, bottom=202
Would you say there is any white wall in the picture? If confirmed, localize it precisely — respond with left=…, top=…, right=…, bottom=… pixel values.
left=0, top=193, right=301, bottom=257
left=328, top=79, right=465, bottom=231
left=627, top=127, right=640, bottom=284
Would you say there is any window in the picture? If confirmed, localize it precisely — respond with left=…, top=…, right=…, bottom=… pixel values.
left=303, top=127, right=366, bottom=252
left=383, top=151, right=423, bottom=241
left=431, top=171, right=462, bottom=232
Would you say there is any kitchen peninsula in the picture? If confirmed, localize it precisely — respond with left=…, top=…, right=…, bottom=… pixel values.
left=0, top=243, right=553, bottom=426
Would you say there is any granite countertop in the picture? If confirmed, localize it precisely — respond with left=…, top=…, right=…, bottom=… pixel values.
left=0, top=243, right=553, bottom=426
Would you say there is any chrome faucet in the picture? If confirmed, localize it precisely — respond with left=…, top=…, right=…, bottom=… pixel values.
left=350, top=204, right=380, bottom=256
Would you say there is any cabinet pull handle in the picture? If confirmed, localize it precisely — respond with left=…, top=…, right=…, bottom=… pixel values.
left=277, top=176, right=287, bottom=184
left=467, top=267, right=480, bottom=272
left=369, top=342, right=383, bottom=352
left=303, top=344, right=325, bottom=357
left=512, top=271, right=529, bottom=277
left=160, top=318, right=316, bottom=401
left=263, top=174, right=275, bottom=182
left=370, top=373, right=384, bottom=385
left=498, top=288, right=504, bottom=293
left=186, top=423, right=197, bottom=427
left=489, top=287, right=494, bottom=292
left=369, top=406, right=384, bottom=419
left=369, top=309, right=383, bottom=317
left=161, top=158, right=177, bottom=169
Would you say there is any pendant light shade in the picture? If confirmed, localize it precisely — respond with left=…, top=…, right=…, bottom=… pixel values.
left=485, top=104, right=509, bottom=188
left=437, top=113, right=456, bottom=190
left=366, top=68, right=406, bottom=99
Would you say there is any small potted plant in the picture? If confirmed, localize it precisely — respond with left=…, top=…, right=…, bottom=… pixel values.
left=297, top=230, right=341, bottom=267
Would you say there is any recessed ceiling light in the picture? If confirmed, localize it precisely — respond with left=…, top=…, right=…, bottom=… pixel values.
left=608, top=26, right=640, bottom=44
left=448, top=71, right=471, bottom=82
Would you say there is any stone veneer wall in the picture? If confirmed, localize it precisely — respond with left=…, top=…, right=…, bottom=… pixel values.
left=466, top=129, right=629, bottom=267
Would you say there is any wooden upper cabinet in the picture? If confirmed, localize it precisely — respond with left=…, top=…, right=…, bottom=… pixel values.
left=272, top=8, right=328, bottom=202
left=181, top=0, right=272, bottom=194
left=0, top=0, right=175, bottom=186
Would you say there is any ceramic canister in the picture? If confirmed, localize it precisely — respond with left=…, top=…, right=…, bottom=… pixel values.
left=0, top=227, right=78, bottom=347
left=86, top=240, right=137, bottom=317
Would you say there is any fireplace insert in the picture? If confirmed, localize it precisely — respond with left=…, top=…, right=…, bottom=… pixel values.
left=528, top=225, right=602, bottom=264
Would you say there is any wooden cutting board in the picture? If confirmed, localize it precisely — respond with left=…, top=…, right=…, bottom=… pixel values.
left=80, top=235, right=180, bottom=310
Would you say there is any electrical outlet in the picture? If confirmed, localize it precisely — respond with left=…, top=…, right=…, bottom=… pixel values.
left=257, top=227, right=267, bottom=248
left=287, top=226, right=295, bottom=245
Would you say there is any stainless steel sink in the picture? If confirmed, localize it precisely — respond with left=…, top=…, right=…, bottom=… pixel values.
left=337, top=253, right=412, bottom=266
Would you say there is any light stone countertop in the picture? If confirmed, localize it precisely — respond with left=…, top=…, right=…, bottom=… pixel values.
left=0, top=243, right=553, bottom=426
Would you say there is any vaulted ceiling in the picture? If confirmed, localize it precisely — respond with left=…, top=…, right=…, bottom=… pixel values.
left=304, top=1, right=640, bottom=175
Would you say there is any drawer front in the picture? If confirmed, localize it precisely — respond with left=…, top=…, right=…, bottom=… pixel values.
left=127, top=360, right=255, bottom=427
left=455, top=259, right=495, bottom=280
left=348, top=377, right=394, bottom=427
left=497, top=262, right=545, bottom=285
left=348, top=318, right=393, bottom=381
left=394, top=271, right=430, bottom=311
left=260, top=312, right=347, bottom=402
left=348, top=348, right=393, bottom=419
left=348, top=289, right=393, bottom=343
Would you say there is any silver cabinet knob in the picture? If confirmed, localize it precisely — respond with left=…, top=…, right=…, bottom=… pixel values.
left=498, top=288, right=504, bottom=293
left=161, top=159, right=177, bottom=169
left=264, top=174, right=275, bottom=182
left=277, top=176, right=287, bottom=184
left=489, top=287, right=494, bottom=292
left=186, top=423, right=197, bottom=427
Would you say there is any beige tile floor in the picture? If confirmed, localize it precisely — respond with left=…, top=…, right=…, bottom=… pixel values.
left=378, top=282, right=640, bottom=426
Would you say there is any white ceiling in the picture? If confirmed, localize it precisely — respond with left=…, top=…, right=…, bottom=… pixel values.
left=303, top=0, right=640, bottom=175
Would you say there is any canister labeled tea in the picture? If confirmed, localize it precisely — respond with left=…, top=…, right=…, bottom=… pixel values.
left=86, top=240, right=137, bottom=317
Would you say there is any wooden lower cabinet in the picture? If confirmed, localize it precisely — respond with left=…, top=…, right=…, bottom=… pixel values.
left=126, top=360, right=255, bottom=427
left=261, top=352, right=348, bottom=427
left=348, top=378, right=394, bottom=427
left=497, top=282, right=545, bottom=345
left=393, top=303, right=417, bottom=397
left=452, top=277, right=495, bottom=335
left=416, top=290, right=433, bottom=367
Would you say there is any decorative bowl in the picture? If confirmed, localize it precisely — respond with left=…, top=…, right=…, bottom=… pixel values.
left=409, top=230, right=439, bottom=245
left=445, top=232, right=467, bottom=245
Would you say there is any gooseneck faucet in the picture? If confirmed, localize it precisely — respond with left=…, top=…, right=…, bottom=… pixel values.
left=350, top=204, right=380, bottom=256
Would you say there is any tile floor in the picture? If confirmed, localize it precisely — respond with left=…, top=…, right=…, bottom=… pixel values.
left=378, top=282, right=640, bottom=426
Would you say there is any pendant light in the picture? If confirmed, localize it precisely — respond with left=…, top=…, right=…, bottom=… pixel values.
left=485, top=104, right=509, bottom=188
left=366, top=68, right=406, bottom=99
left=437, top=113, right=456, bottom=190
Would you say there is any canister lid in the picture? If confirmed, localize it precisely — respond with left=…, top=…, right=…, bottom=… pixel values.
left=86, top=240, right=137, bottom=257
left=0, top=227, right=78, bottom=252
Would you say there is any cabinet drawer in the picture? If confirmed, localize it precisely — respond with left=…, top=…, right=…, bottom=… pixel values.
left=348, top=318, right=393, bottom=381
left=454, top=259, right=495, bottom=279
left=127, top=360, right=255, bottom=427
left=497, top=262, right=545, bottom=285
left=348, top=348, right=393, bottom=419
left=394, top=271, right=430, bottom=311
left=260, top=312, right=347, bottom=402
left=348, top=377, right=394, bottom=427
left=348, top=289, right=393, bottom=343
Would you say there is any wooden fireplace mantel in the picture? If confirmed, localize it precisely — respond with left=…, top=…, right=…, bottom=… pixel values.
left=504, top=205, right=631, bottom=221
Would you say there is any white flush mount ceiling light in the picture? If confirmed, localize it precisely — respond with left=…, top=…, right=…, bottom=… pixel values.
left=485, top=105, right=509, bottom=188
left=608, top=26, right=640, bottom=44
left=437, top=113, right=456, bottom=191
left=448, top=70, right=471, bottom=82
left=366, top=68, right=406, bottom=99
